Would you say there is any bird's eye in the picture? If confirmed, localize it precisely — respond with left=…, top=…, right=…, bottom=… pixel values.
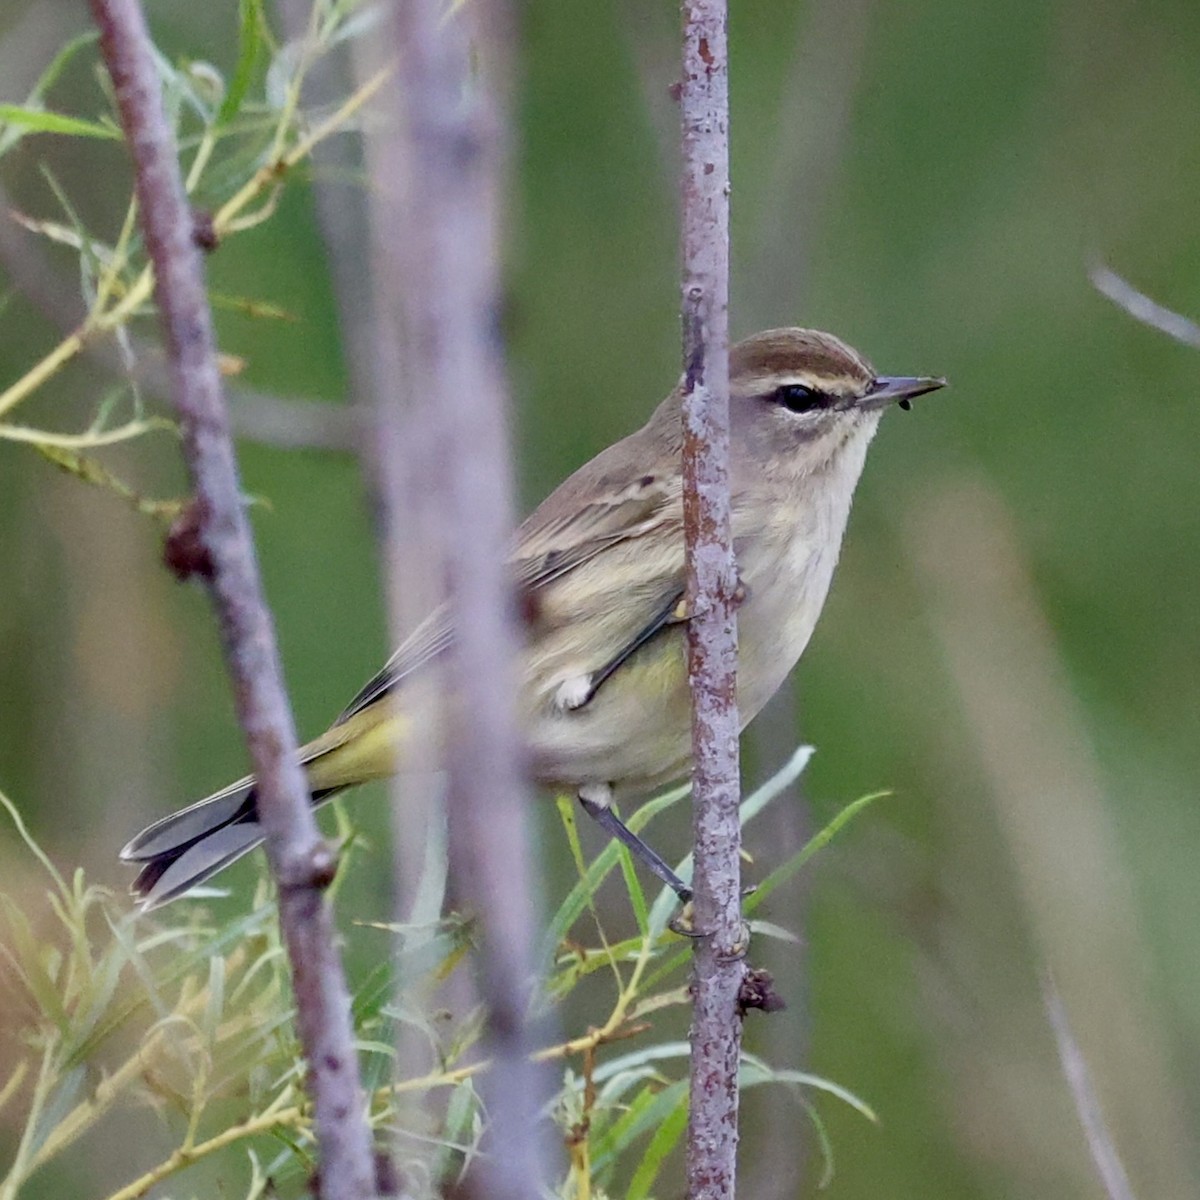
left=773, top=383, right=825, bottom=413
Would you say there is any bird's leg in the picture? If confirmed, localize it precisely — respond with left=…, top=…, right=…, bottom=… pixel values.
left=554, top=592, right=685, bottom=714
left=672, top=572, right=750, bottom=623
left=577, top=784, right=692, bottom=902
left=555, top=578, right=750, bottom=717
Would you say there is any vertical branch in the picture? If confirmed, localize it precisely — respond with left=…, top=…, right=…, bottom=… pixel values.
left=679, top=3, right=744, bottom=1200
left=87, top=3, right=378, bottom=1198
left=383, top=3, right=549, bottom=1197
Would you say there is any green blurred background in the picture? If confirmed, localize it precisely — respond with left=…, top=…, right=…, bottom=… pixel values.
left=3, top=0, right=1200, bottom=1196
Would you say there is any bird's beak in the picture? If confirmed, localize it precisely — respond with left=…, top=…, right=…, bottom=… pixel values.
left=861, top=375, right=947, bottom=412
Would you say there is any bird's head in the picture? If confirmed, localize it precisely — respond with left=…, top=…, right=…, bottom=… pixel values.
left=728, top=327, right=945, bottom=480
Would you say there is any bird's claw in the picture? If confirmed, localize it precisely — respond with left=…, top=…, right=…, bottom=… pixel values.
left=673, top=573, right=750, bottom=624
left=667, top=888, right=755, bottom=948
left=668, top=897, right=700, bottom=938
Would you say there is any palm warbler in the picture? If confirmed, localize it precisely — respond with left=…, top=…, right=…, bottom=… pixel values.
left=122, top=327, right=944, bottom=908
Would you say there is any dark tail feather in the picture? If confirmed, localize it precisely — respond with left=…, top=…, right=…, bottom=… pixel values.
left=122, top=776, right=338, bottom=911
left=131, top=820, right=266, bottom=910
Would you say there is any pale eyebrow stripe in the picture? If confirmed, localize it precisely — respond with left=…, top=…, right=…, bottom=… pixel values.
left=733, top=372, right=862, bottom=395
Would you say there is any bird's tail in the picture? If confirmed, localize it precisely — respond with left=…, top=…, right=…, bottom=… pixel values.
left=120, top=773, right=343, bottom=911
left=122, top=704, right=406, bottom=910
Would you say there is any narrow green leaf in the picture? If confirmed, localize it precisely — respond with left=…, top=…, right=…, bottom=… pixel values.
left=31, top=32, right=99, bottom=101
left=644, top=748, right=814, bottom=933
left=0, top=790, right=68, bottom=894
left=547, top=929, right=674, bottom=998
left=745, top=789, right=889, bottom=915
left=27, top=1065, right=87, bottom=1159
left=0, top=105, right=119, bottom=139
left=218, top=0, right=266, bottom=125
left=351, top=961, right=394, bottom=1025
left=64, top=940, right=125, bottom=1056
left=203, top=954, right=227, bottom=1044
left=747, top=918, right=802, bottom=944
left=627, top=1091, right=688, bottom=1200
left=640, top=942, right=692, bottom=992
left=80, top=904, right=277, bottom=1058
left=0, top=32, right=99, bottom=158
left=616, top=838, right=650, bottom=937
left=590, top=1078, right=688, bottom=1175
left=592, top=1040, right=691, bottom=1084
left=543, top=789, right=662, bottom=963
left=434, top=1081, right=483, bottom=1185
left=594, top=1063, right=674, bottom=1110
left=0, top=899, right=69, bottom=1030
left=739, top=744, right=816, bottom=823
left=740, top=1055, right=878, bottom=1123
left=799, top=1095, right=837, bottom=1188
left=38, top=163, right=108, bottom=304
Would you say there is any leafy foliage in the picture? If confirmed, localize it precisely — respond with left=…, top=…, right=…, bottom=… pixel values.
left=0, top=752, right=878, bottom=1199
left=0, top=0, right=382, bottom=514
left=0, top=6, right=881, bottom=1195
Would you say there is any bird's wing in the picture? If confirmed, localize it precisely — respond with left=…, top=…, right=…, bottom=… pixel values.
left=513, top=462, right=680, bottom=591
left=334, top=607, right=454, bottom=723
left=335, top=431, right=685, bottom=725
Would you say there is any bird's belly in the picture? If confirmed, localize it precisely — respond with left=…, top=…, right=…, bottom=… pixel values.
left=523, top=629, right=694, bottom=798
left=523, top=535, right=837, bottom=798
left=734, top=534, right=836, bottom=724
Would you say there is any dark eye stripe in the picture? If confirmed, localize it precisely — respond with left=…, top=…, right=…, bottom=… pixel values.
left=773, top=383, right=828, bottom=413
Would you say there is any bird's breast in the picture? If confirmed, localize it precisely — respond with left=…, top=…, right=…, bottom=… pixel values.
left=522, top=445, right=870, bottom=797
left=731, top=442, right=870, bottom=723
left=733, top=516, right=840, bottom=724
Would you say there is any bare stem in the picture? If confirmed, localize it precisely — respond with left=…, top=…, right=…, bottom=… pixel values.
left=1042, top=972, right=1139, bottom=1200
left=679, top=3, right=744, bottom=1198
left=87, top=2, right=377, bottom=1196
left=1089, top=259, right=1200, bottom=349
left=380, top=2, right=549, bottom=1196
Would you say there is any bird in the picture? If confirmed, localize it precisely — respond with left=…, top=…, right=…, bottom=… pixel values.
left=121, top=327, right=944, bottom=910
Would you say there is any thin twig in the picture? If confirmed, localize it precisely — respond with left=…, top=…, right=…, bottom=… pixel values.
left=679, top=3, right=744, bottom=1199
left=1042, top=972, right=1139, bottom=1200
left=222, top=382, right=361, bottom=452
left=86, top=2, right=377, bottom=1197
left=103, top=989, right=654, bottom=1200
left=0, top=195, right=361, bottom=452
left=0, top=65, right=386, bottom=429
left=381, top=2, right=549, bottom=1196
left=1089, top=260, right=1200, bottom=349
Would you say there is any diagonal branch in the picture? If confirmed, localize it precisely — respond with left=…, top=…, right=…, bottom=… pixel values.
left=1042, top=972, right=1139, bottom=1200
left=1089, top=259, right=1200, bottom=349
left=86, top=2, right=377, bottom=1196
